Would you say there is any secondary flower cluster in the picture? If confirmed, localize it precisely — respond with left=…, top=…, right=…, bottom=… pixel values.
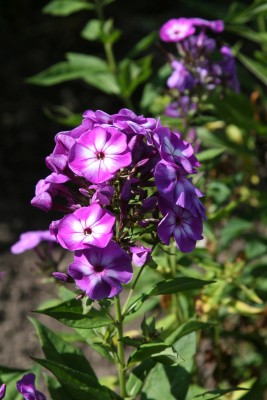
left=32, top=108, right=205, bottom=300
left=0, top=373, right=46, bottom=400
left=159, top=17, right=239, bottom=118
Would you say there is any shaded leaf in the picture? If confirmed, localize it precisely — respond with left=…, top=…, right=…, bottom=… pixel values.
left=128, top=343, right=183, bottom=367
left=35, top=299, right=113, bottom=329
left=43, top=0, right=94, bottom=16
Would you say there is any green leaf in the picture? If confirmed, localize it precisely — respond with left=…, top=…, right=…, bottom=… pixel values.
left=197, top=148, right=225, bottom=162
left=166, top=320, right=215, bottom=345
left=127, top=278, right=213, bottom=315
left=127, top=359, right=156, bottom=398
left=237, top=53, right=267, bottom=86
left=148, top=277, right=213, bottom=297
left=226, top=25, right=267, bottom=44
left=75, top=328, right=114, bottom=362
left=47, top=376, right=76, bottom=400
left=128, top=342, right=183, bottom=367
left=43, top=0, right=94, bottom=16
left=81, top=19, right=101, bottom=41
left=30, top=318, right=97, bottom=379
left=118, top=56, right=152, bottom=97
left=27, top=53, right=120, bottom=94
left=35, top=298, right=113, bottom=329
left=33, top=357, right=118, bottom=400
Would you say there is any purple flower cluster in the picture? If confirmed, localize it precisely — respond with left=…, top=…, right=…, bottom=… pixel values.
left=159, top=17, right=239, bottom=118
left=32, top=108, right=205, bottom=300
left=0, top=373, right=46, bottom=400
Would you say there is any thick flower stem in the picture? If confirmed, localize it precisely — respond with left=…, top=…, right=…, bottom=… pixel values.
left=115, top=295, right=127, bottom=398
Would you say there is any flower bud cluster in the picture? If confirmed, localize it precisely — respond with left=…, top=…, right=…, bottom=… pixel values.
left=159, top=18, right=239, bottom=118
left=32, top=108, right=205, bottom=300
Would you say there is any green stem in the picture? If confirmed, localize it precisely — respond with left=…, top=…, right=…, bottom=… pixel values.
left=122, top=264, right=145, bottom=316
left=115, top=295, right=127, bottom=398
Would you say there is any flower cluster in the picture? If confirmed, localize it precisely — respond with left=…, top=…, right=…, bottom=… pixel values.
left=160, top=17, right=239, bottom=118
left=32, top=108, right=205, bottom=300
left=0, top=373, right=46, bottom=400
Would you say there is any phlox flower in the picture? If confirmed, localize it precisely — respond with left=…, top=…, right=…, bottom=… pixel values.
left=154, top=160, right=205, bottom=218
left=68, top=242, right=133, bottom=300
left=69, top=126, right=132, bottom=184
left=11, top=230, right=56, bottom=254
left=16, top=373, right=46, bottom=400
left=167, top=60, right=194, bottom=91
left=158, top=205, right=203, bottom=253
left=56, top=204, right=115, bottom=251
left=130, top=244, right=152, bottom=267
left=160, top=18, right=195, bottom=42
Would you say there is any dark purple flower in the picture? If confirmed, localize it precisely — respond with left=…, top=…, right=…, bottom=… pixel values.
left=112, top=108, right=156, bottom=135
left=219, top=45, right=240, bottom=92
left=68, top=242, right=133, bottom=300
left=16, top=373, right=46, bottom=400
left=157, top=128, right=200, bottom=174
left=154, top=161, right=205, bottom=218
left=52, top=272, right=74, bottom=282
left=31, top=173, right=73, bottom=212
left=158, top=205, right=203, bottom=252
left=0, top=384, right=6, bottom=400
left=11, top=230, right=56, bottom=254
left=130, top=244, right=152, bottom=267
left=160, top=18, right=195, bottom=42
left=165, top=97, right=198, bottom=119
left=90, top=184, right=115, bottom=206
left=56, top=204, right=115, bottom=251
left=167, top=61, right=194, bottom=91
left=69, top=126, right=132, bottom=184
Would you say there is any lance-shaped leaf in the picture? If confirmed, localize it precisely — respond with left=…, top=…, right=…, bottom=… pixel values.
left=30, top=318, right=97, bottom=379
left=43, top=0, right=94, bottom=17
left=166, top=320, right=215, bottom=345
left=32, top=357, right=119, bottom=400
left=27, top=53, right=120, bottom=94
left=34, top=298, right=113, bottom=329
left=128, top=342, right=183, bottom=367
left=127, top=277, right=213, bottom=315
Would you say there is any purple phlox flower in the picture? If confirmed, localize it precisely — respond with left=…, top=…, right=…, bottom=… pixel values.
left=0, top=384, right=6, bottom=400
left=69, top=126, right=132, bottom=184
left=16, top=373, right=46, bottom=400
left=154, top=161, right=206, bottom=218
left=83, top=109, right=113, bottom=125
left=160, top=18, right=195, bottom=42
left=31, top=173, right=74, bottom=212
left=158, top=205, right=203, bottom=252
left=56, top=204, right=115, bottom=251
left=130, top=244, right=152, bottom=267
left=219, top=45, right=240, bottom=92
left=141, top=196, right=157, bottom=213
left=158, top=128, right=200, bottom=174
left=189, top=18, right=224, bottom=33
left=68, top=241, right=133, bottom=300
left=46, top=133, right=76, bottom=174
left=167, top=60, right=195, bottom=91
left=90, top=184, right=115, bottom=206
left=112, top=108, right=157, bottom=135
left=11, top=230, right=56, bottom=254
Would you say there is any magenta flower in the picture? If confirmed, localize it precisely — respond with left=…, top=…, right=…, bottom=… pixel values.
left=16, top=373, right=46, bottom=400
left=0, top=384, right=6, bottom=400
left=69, top=126, right=132, bottom=184
left=56, top=204, right=115, bottom=251
left=160, top=18, right=195, bottom=42
left=158, top=205, right=203, bottom=253
left=130, top=244, right=152, bottom=267
left=189, top=18, right=224, bottom=33
left=68, top=242, right=133, bottom=300
left=11, top=230, right=56, bottom=254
